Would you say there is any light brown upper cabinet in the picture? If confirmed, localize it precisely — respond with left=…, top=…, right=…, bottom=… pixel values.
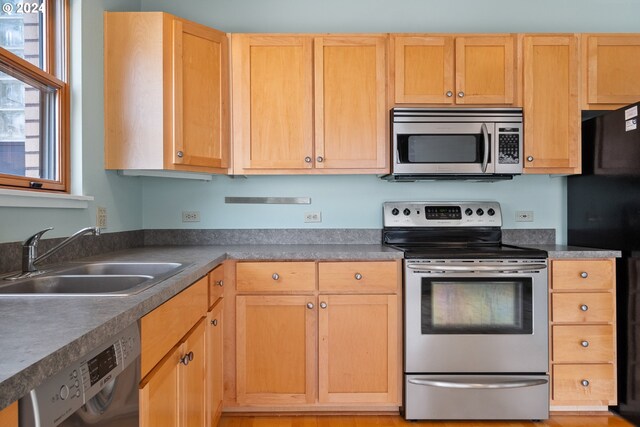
left=104, top=12, right=230, bottom=173
left=232, top=34, right=388, bottom=174
left=582, top=34, right=640, bottom=110
left=522, top=35, right=581, bottom=174
left=391, top=34, right=517, bottom=105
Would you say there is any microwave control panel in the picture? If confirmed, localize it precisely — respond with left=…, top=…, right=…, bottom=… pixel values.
left=497, top=127, right=521, bottom=165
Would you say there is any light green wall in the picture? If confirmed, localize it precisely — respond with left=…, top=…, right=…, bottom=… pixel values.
left=0, top=0, right=143, bottom=243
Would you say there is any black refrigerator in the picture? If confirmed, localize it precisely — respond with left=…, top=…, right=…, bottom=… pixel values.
left=568, top=101, right=640, bottom=424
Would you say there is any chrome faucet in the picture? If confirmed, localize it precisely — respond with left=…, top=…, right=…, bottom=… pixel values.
left=9, top=226, right=101, bottom=279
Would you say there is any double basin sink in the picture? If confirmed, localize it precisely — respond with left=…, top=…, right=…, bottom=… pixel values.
left=0, top=262, right=187, bottom=296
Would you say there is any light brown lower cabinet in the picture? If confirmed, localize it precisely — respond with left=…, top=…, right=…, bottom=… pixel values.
left=549, top=258, right=617, bottom=409
left=0, top=401, right=18, bottom=427
left=233, top=260, right=401, bottom=409
left=139, top=275, right=211, bottom=426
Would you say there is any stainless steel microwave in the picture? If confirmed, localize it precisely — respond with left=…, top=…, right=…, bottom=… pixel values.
left=388, top=108, right=523, bottom=181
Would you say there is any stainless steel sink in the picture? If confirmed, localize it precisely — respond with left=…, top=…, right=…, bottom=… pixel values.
left=0, top=262, right=187, bottom=296
left=57, top=262, right=184, bottom=277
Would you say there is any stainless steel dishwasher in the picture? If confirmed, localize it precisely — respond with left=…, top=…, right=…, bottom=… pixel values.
left=19, top=322, right=140, bottom=427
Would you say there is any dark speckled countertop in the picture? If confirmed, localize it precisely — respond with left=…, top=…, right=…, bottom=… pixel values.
left=0, top=242, right=620, bottom=410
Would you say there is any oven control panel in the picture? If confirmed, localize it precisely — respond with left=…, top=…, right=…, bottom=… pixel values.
left=383, top=201, right=502, bottom=227
left=20, top=323, right=140, bottom=427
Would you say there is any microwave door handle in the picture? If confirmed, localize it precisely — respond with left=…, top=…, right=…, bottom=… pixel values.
left=481, top=122, right=489, bottom=173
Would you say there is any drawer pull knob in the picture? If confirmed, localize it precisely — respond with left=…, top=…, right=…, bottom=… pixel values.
left=215, top=280, right=223, bottom=287
left=581, top=379, right=590, bottom=387
left=354, top=273, right=363, bottom=280
left=272, top=273, right=280, bottom=281
left=320, top=301, right=328, bottom=309
left=580, top=272, right=589, bottom=279
left=581, top=340, right=590, bottom=347
left=211, top=319, right=218, bottom=326
left=307, top=302, right=314, bottom=309
left=580, top=304, right=589, bottom=311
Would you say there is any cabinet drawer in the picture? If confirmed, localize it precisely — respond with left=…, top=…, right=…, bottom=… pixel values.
left=208, top=264, right=224, bottom=308
left=552, top=293, right=614, bottom=323
left=318, top=261, right=397, bottom=293
left=553, top=364, right=615, bottom=402
left=141, top=276, right=208, bottom=378
left=551, top=260, right=613, bottom=290
left=236, top=262, right=315, bottom=292
left=552, top=325, right=614, bottom=363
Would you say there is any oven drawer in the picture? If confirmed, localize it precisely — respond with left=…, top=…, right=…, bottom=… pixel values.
left=318, top=261, right=397, bottom=293
left=236, top=262, right=315, bottom=292
left=551, top=260, right=614, bottom=290
left=552, top=325, right=614, bottom=362
left=552, top=364, right=615, bottom=402
left=404, top=374, right=549, bottom=420
left=551, top=293, right=614, bottom=323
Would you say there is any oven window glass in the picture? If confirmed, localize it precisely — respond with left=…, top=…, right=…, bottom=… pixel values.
left=397, top=134, right=490, bottom=164
left=421, top=278, right=532, bottom=334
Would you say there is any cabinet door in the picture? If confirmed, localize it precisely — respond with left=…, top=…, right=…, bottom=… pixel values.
left=455, top=36, right=515, bottom=105
left=232, top=35, right=314, bottom=172
left=0, top=402, right=17, bottom=427
left=318, top=294, right=398, bottom=404
left=236, top=295, right=316, bottom=404
left=140, top=346, right=180, bottom=427
left=314, top=36, right=388, bottom=171
left=207, top=301, right=224, bottom=427
left=584, top=34, right=640, bottom=108
left=523, top=35, right=580, bottom=174
left=392, top=35, right=454, bottom=104
left=172, top=19, right=229, bottom=169
left=181, top=318, right=206, bottom=427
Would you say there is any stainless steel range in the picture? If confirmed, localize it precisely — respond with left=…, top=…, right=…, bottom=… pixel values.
left=383, top=201, right=550, bottom=421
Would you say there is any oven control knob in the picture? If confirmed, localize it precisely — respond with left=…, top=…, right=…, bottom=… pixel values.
left=465, top=208, right=473, bottom=216
left=60, top=385, right=70, bottom=400
left=476, top=208, right=484, bottom=216
left=487, top=208, right=495, bottom=216
left=403, top=208, right=411, bottom=216
left=391, top=208, right=399, bottom=216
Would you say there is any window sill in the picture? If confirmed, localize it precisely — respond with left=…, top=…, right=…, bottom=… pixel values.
left=0, top=189, right=93, bottom=209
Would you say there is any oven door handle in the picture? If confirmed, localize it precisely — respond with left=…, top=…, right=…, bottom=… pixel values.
left=406, top=263, right=547, bottom=272
left=481, top=122, right=489, bottom=173
left=408, top=378, right=548, bottom=390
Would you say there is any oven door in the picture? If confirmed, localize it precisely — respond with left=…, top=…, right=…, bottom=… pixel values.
left=393, top=121, right=496, bottom=175
left=404, top=260, right=548, bottom=374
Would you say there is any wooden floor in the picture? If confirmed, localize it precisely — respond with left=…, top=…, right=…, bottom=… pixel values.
left=219, top=414, right=636, bottom=427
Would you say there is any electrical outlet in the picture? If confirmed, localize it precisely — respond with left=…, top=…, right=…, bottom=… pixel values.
left=182, top=211, right=201, bottom=222
left=96, top=206, right=107, bottom=228
left=516, top=211, right=534, bottom=222
left=304, top=211, right=322, bottom=223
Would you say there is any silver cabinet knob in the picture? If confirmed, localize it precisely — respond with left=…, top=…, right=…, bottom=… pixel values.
left=320, top=301, right=327, bottom=309
left=581, top=379, right=590, bottom=387
left=180, top=351, right=194, bottom=366
left=307, top=302, right=314, bottom=309
left=581, top=340, right=590, bottom=348
left=526, top=156, right=534, bottom=162
left=354, top=273, right=363, bottom=280
left=176, top=151, right=184, bottom=158
left=215, top=280, right=223, bottom=287
left=580, top=272, right=589, bottom=279
left=446, top=91, right=453, bottom=97
left=457, top=91, right=465, bottom=98
left=305, top=156, right=312, bottom=163
left=317, top=156, right=324, bottom=163
left=580, top=304, right=589, bottom=312
left=211, top=319, right=218, bottom=326
left=272, top=273, right=280, bottom=280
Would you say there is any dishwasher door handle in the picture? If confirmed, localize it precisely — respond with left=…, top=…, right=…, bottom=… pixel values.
left=408, top=378, right=548, bottom=390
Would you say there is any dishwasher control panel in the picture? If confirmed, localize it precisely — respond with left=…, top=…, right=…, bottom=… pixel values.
left=20, top=322, right=140, bottom=427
